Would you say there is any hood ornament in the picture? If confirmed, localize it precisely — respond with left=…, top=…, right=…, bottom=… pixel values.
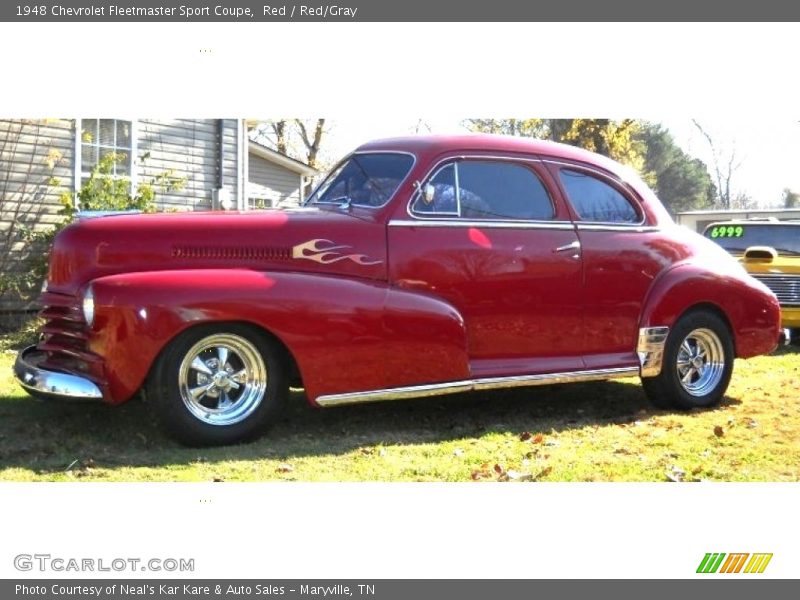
left=292, top=239, right=382, bottom=266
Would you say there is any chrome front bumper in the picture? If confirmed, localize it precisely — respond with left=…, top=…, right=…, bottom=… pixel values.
left=13, top=346, right=103, bottom=401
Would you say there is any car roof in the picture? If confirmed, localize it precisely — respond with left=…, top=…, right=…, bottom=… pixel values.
left=355, top=134, right=631, bottom=178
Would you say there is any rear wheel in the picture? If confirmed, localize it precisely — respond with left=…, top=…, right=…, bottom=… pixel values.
left=642, top=310, right=734, bottom=410
left=148, top=324, right=288, bottom=446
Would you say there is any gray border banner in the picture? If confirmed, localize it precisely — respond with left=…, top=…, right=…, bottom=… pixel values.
left=3, top=580, right=799, bottom=599
left=2, top=0, right=800, bottom=22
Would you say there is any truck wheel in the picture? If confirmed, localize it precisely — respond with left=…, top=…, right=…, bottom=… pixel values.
left=642, top=310, right=734, bottom=410
left=148, top=324, right=288, bottom=446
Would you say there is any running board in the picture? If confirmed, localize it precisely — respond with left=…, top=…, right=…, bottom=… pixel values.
left=315, top=366, right=639, bottom=407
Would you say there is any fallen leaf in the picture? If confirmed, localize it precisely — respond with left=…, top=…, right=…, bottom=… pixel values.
left=532, top=434, right=544, bottom=444
left=493, top=463, right=505, bottom=475
left=519, top=431, right=532, bottom=441
left=276, top=463, right=294, bottom=473
left=212, top=477, right=224, bottom=482
left=713, top=426, right=725, bottom=437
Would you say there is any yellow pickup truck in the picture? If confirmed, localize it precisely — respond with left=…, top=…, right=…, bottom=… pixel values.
left=704, top=220, right=800, bottom=342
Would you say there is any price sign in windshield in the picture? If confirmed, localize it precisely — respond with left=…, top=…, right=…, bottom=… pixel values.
left=709, top=225, right=745, bottom=238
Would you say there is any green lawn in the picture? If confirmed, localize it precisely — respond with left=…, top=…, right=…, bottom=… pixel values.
left=1, top=331, right=798, bottom=481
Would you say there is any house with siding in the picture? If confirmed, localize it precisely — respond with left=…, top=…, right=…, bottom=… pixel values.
left=0, top=118, right=317, bottom=311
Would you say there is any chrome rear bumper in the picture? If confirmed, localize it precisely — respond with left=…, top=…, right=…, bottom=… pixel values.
left=13, top=346, right=103, bottom=401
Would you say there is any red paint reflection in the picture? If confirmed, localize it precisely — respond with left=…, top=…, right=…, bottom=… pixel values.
left=468, top=227, right=492, bottom=249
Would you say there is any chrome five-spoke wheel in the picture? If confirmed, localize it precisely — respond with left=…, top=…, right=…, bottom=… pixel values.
left=675, top=328, right=725, bottom=397
left=178, top=334, right=267, bottom=426
left=642, top=309, right=734, bottom=409
left=150, top=324, right=289, bottom=446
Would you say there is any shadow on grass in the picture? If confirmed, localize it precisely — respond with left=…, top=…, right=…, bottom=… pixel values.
left=0, top=376, right=741, bottom=477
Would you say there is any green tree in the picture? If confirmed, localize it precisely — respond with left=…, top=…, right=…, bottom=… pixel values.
left=782, top=188, right=799, bottom=208
left=464, top=118, right=646, bottom=171
left=636, top=123, right=715, bottom=214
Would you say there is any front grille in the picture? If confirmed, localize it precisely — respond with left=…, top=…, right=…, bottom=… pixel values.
left=751, top=274, right=800, bottom=306
left=36, top=291, right=105, bottom=384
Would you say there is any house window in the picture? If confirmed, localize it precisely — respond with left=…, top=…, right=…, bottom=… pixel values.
left=78, top=119, right=134, bottom=186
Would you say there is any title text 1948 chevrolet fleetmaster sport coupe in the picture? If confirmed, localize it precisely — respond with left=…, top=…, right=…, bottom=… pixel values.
left=14, top=135, right=781, bottom=445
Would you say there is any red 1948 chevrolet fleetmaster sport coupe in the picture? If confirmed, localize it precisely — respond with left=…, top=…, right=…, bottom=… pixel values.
left=14, top=135, right=781, bottom=445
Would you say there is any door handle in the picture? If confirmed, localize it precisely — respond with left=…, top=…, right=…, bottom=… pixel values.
left=553, top=241, right=581, bottom=253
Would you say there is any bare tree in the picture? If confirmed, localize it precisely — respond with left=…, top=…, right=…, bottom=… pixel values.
left=294, top=119, right=326, bottom=170
left=691, top=119, right=746, bottom=209
left=271, top=121, right=288, bottom=155
left=413, top=119, right=432, bottom=134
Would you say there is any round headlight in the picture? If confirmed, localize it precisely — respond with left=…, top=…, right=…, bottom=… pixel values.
left=82, top=286, right=95, bottom=327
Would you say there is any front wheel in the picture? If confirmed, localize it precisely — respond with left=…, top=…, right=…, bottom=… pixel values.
left=148, top=324, right=288, bottom=446
left=642, top=310, right=734, bottom=410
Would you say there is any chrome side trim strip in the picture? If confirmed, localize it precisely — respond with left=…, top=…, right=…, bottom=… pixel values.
left=316, top=366, right=639, bottom=407
left=637, top=326, right=670, bottom=377
left=14, top=346, right=104, bottom=401
left=576, top=224, right=660, bottom=233
left=388, top=219, right=576, bottom=230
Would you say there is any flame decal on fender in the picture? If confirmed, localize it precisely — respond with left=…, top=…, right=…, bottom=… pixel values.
left=292, top=239, right=382, bottom=266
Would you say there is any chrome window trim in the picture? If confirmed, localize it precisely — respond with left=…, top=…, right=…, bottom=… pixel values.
left=316, top=366, right=640, bottom=407
left=307, top=150, right=417, bottom=210
left=406, top=153, right=556, bottom=222
left=544, top=158, right=648, bottom=228
left=389, top=219, right=576, bottom=231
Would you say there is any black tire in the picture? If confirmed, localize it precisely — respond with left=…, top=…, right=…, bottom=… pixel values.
left=147, top=323, right=288, bottom=446
left=642, top=309, right=734, bottom=410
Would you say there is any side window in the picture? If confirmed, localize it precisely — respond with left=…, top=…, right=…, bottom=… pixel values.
left=558, top=168, right=640, bottom=224
left=411, top=160, right=554, bottom=220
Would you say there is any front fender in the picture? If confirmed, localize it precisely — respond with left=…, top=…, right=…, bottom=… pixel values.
left=89, top=269, right=470, bottom=405
left=640, top=261, right=780, bottom=359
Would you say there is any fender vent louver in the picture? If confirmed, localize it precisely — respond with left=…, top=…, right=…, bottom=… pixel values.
left=172, top=245, right=292, bottom=261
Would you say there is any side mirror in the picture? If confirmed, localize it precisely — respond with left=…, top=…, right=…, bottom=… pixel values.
left=743, top=246, right=777, bottom=261
left=423, top=183, right=436, bottom=204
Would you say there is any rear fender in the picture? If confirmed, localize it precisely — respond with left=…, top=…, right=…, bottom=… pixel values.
left=640, top=261, right=780, bottom=359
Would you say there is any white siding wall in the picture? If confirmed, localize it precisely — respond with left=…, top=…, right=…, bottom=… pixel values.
left=0, top=119, right=74, bottom=310
left=0, top=118, right=243, bottom=311
left=138, top=119, right=239, bottom=210
left=247, top=153, right=303, bottom=208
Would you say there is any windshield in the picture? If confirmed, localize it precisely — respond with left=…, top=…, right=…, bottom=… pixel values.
left=703, top=223, right=800, bottom=256
left=306, top=152, right=414, bottom=208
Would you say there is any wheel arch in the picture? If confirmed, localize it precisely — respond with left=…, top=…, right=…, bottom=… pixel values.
left=145, top=320, right=302, bottom=393
left=639, top=260, right=778, bottom=359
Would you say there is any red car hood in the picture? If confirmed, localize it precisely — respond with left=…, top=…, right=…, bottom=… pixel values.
left=46, top=207, right=387, bottom=295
